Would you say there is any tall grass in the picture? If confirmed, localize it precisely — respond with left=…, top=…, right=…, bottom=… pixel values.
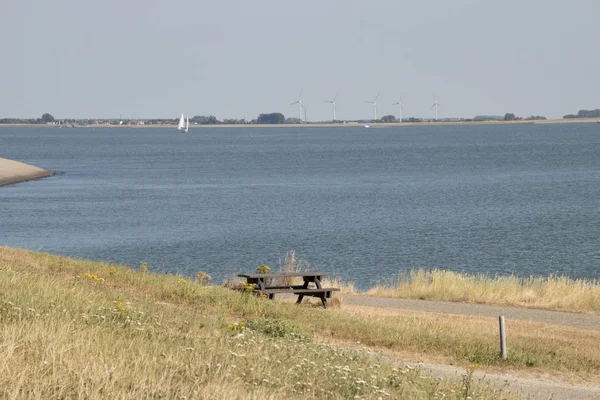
left=1, top=247, right=512, bottom=399
left=3, top=247, right=600, bottom=379
left=279, top=250, right=356, bottom=294
left=366, top=268, right=600, bottom=314
left=276, top=250, right=356, bottom=294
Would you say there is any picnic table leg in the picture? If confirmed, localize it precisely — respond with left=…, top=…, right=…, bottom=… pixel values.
left=320, top=294, right=328, bottom=309
left=314, top=275, right=323, bottom=289
left=315, top=276, right=333, bottom=308
left=247, top=277, right=270, bottom=298
left=296, top=277, right=311, bottom=304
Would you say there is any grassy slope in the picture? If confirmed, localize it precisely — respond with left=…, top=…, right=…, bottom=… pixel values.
left=0, top=247, right=511, bottom=399
left=2, top=247, right=599, bottom=398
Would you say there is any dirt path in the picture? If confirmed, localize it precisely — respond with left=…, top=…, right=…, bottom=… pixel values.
left=402, top=361, right=600, bottom=400
left=330, top=295, right=600, bottom=399
left=340, top=294, right=600, bottom=331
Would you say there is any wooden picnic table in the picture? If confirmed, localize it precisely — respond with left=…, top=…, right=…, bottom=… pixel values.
left=238, top=272, right=340, bottom=309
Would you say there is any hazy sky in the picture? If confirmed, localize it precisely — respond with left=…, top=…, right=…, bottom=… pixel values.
left=2, top=0, right=598, bottom=121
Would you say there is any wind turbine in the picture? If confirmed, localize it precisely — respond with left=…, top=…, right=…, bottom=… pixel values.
left=392, top=98, right=404, bottom=122
left=430, top=94, right=441, bottom=121
left=290, top=90, right=303, bottom=122
left=366, top=93, right=380, bottom=120
left=324, top=92, right=339, bottom=122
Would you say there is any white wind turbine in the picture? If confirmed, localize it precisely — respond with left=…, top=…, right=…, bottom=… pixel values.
left=324, top=92, right=339, bottom=122
left=392, top=98, right=404, bottom=122
left=366, top=93, right=380, bottom=120
left=290, top=89, right=303, bottom=121
left=430, top=94, right=441, bottom=121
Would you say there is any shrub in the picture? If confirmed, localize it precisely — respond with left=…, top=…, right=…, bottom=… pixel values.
left=256, top=265, right=271, bottom=274
left=195, top=271, right=212, bottom=285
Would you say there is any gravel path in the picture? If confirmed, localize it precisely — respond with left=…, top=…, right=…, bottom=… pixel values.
left=332, top=294, right=600, bottom=399
left=404, top=361, right=600, bottom=400
left=340, top=294, right=600, bottom=331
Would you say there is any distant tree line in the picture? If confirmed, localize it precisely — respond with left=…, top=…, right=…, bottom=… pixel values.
left=504, top=113, right=546, bottom=121
left=256, top=113, right=285, bottom=124
left=563, top=109, right=600, bottom=119
left=0, top=113, right=55, bottom=124
left=191, top=115, right=219, bottom=124
left=3, top=109, right=582, bottom=126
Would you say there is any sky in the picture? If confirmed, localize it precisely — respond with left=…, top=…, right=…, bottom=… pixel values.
left=1, top=0, right=599, bottom=121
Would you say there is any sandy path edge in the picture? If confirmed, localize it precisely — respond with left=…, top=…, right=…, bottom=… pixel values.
left=340, top=294, right=600, bottom=331
left=0, top=157, right=55, bottom=187
left=279, top=293, right=600, bottom=398
left=335, top=295, right=600, bottom=399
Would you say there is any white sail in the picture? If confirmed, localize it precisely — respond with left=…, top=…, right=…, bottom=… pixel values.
left=185, top=117, right=189, bottom=132
left=177, top=113, right=185, bottom=131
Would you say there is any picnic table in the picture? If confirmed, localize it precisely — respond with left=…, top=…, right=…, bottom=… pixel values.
left=238, top=272, right=340, bottom=309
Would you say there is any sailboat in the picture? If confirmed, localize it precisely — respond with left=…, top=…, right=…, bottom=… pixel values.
left=177, top=113, right=189, bottom=133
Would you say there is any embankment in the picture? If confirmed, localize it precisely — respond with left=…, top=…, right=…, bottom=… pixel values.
left=0, top=157, right=54, bottom=186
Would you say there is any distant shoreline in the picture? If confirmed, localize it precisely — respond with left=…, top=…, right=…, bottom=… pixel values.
left=0, top=118, right=598, bottom=129
left=0, top=158, right=55, bottom=187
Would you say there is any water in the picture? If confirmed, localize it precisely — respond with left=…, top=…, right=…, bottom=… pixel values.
left=1, top=123, right=599, bottom=288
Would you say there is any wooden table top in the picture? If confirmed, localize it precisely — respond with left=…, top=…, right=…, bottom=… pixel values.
left=238, top=272, right=329, bottom=279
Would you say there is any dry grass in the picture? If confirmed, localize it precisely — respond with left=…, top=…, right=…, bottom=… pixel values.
left=276, top=250, right=356, bottom=294
left=256, top=251, right=600, bottom=314
left=3, top=247, right=600, bottom=398
left=366, top=269, right=600, bottom=314
left=329, top=304, right=600, bottom=384
left=322, top=276, right=356, bottom=294
left=0, top=247, right=511, bottom=399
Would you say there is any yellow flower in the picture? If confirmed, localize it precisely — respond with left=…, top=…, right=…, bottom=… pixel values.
left=84, top=273, right=104, bottom=284
left=177, top=278, right=188, bottom=285
left=256, top=265, right=271, bottom=274
left=139, top=262, right=148, bottom=273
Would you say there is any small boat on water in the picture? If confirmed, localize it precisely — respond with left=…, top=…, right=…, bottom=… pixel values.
left=177, top=113, right=189, bottom=133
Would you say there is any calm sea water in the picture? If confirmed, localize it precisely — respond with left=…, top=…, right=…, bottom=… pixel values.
left=1, top=124, right=599, bottom=287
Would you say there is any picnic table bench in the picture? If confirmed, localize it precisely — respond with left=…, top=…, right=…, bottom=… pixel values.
left=238, top=272, right=340, bottom=309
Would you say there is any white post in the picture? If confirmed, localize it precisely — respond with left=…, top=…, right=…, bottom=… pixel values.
left=499, top=316, right=507, bottom=359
